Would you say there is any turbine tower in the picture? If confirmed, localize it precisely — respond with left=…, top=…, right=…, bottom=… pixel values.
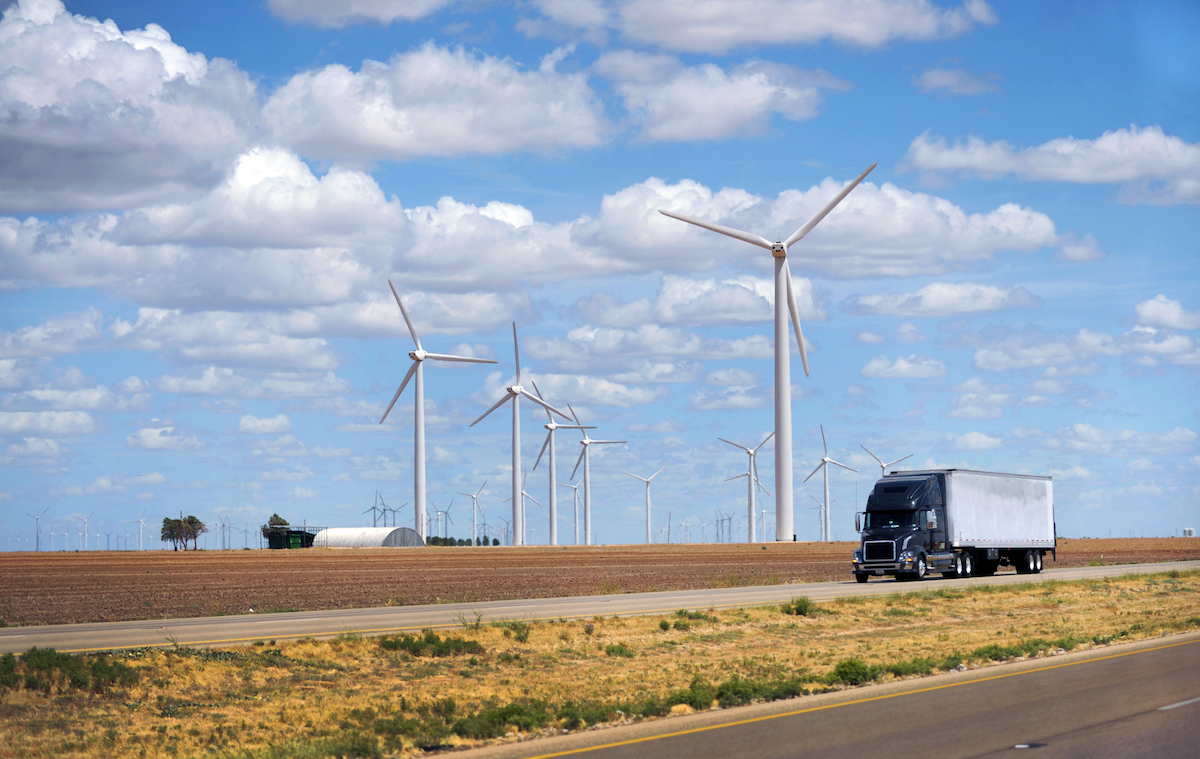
left=379, top=280, right=498, bottom=541
left=532, top=381, right=591, bottom=546
left=557, top=480, right=582, bottom=544
left=25, top=508, right=47, bottom=551
left=457, top=480, right=487, bottom=547
left=803, top=425, right=858, bottom=542
left=471, top=324, right=571, bottom=546
left=569, top=406, right=625, bottom=546
left=73, top=511, right=95, bottom=551
left=659, top=164, right=876, bottom=541
left=624, top=467, right=666, bottom=544
left=719, top=432, right=774, bottom=543
left=861, top=445, right=913, bottom=478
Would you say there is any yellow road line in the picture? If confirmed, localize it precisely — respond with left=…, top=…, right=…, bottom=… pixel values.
left=518, top=637, right=1200, bottom=759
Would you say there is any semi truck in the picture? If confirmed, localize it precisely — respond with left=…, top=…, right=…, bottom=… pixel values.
left=851, top=468, right=1055, bottom=582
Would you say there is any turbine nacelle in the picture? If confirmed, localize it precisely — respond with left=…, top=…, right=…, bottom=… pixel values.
left=771, top=242, right=786, bottom=257
left=409, top=349, right=427, bottom=361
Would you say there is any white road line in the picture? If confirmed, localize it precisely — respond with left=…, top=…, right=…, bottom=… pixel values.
left=1158, top=696, right=1200, bottom=711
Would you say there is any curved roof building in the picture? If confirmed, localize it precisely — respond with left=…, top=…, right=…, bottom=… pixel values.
left=312, top=526, right=424, bottom=548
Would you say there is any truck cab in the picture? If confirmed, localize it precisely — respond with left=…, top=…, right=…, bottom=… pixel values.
left=851, top=474, right=953, bottom=581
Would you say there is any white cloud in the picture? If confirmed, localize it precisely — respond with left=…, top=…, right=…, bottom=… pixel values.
left=904, top=125, right=1200, bottom=205
left=911, top=66, right=1002, bottom=96
left=0, top=358, right=46, bottom=390
left=845, top=282, right=1039, bottom=316
left=1048, top=465, right=1091, bottom=479
left=56, top=471, right=165, bottom=495
left=689, top=385, right=770, bottom=410
left=0, top=309, right=103, bottom=358
left=263, top=466, right=315, bottom=482
left=264, top=43, right=607, bottom=162
left=518, top=371, right=667, bottom=407
left=1051, top=424, right=1197, bottom=457
left=580, top=274, right=823, bottom=328
left=861, top=355, right=946, bottom=378
left=948, top=377, right=1010, bottom=419
left=0, top=410, right=95, bottom=434
left=2, top=383, right=150, bottom=412
left=266, top=0, right=456, bottom=27
left=117, top=376, right=149, bottom=393
left=4, top=437, right=61, bottom=457
left=897, top=323, right=926, bottom=343
left=539, top=0, right=999, bottom=54
left=239, top=414, right=292, bottom=434
left=705, top=368, right=758, bottom=387
left=1056, top=232, right=1104, bottom=261
left=595, top=51, right=851, bottom=141
left=155, top=367, right=350, bottom=399
left=289, top=486, right=319, bottom=499
left=975, top=326, right=1198, bottom=372
left=0, top=0, right=258, bottom=213
left=1136, top=294, right=1200, bottom=330
left=953, top=431, right=1002, bottom=450
left=856, top=332, right=885, bottom=344
left=126, top=424, right=205, bottom=450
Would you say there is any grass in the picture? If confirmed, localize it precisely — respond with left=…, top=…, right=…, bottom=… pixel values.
left=0, top=570, right=1197, bottom=758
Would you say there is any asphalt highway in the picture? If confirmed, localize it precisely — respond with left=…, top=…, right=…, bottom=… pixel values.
left=459, top=632, right=1200, bottom=759
left=1, top=559, right=1195, bottom=655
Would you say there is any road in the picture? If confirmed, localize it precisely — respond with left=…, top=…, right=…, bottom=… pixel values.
left=457, top=632, right=1200, bottom=759
left=1, top=560, right=1195, bottom=655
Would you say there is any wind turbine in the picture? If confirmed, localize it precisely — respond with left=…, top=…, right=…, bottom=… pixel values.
left=660, top=164, right=876, bottom=542
left=470, top=323, right=571, bottom=546
left=624, top=467, right=666, bottom=544
left=25, top=509, right=47, bottom=551
left=557, top=480, right=582, bottom=544
left=719, top=433, right=774, bottom=543
left=532, top=381, right=591, bottom=546
left=861, top=445, right=913, bottom=478
left=380, top=280, right=498, bottom=541
left=803, top=425, right=858, bottom=542
left=73, top=511, right=95, bottom=550
left=502, top=472, right=542, bottom=545
left=568, top=406, right=626, bottom=546
left=458, top=480, right=488, bottom=547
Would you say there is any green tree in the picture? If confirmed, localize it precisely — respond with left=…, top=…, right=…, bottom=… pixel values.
left=182, top=515, right=207, bottom=550
left=160, top=517, right=185, bottom=551
left=261, top=513, right=289, bottom=539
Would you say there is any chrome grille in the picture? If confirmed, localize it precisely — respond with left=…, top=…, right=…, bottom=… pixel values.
left=864, top=540, right=895, bottom=562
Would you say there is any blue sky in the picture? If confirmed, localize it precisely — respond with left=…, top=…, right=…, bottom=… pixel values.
left=1, top=0, right=1197, bottom=550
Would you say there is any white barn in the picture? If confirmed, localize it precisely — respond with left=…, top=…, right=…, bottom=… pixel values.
left=312, top=526, right=424, bottom=548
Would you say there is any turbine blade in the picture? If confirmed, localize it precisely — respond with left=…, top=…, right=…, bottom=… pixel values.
left=424, top=353, right=498, bottom=364
left=512, top=322, right=521, bottom=385
left=567, top=403, right=582, bottom=426
left=718, top=437, right=752, bottom=453
left=649, top=466, right=667, bottom=480
left=469, top=393, right=513, bottom=428
left=380, top=361, right=419, bottom=423
left=755, top=477, right=772, bottom=497
left=657, top=209, right=773, bottom=249
left=783, top=163, right=876, bottom=248
left=531, top=380, right=554, bottom=422
left=525, top=494, right=542, bottom=507
left=820, top=424, right=828, bottom=454
left=887, top=454, right=914, bottom=468
left=388, top=280, right=422, bottom=351
left=519, top=388, right=572, bottom=420
left=803, top=461, right=825, bottom=482
left=752, top=430, right=776, bottom=452
left=571, top=446, right=586, bottom=479
left=752, top=458, right=770, bottom=495
left=860, top=445, right=884, bottom=466
left=828, top=459, right=858, bottom=473
left=624, top=472, right=648, bottom=482
left=783, top=260, right=810, bottom=376
left=477, top=480, right=488, bottom=495
left=591, top=440, right=626, bottom=445
left=725, top=474, right=749, bottom=482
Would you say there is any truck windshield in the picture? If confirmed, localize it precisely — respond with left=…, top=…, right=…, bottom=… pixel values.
left=864, top=510, right=918, bottom=529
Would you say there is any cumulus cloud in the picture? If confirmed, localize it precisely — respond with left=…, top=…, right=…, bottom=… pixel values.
left=1136, top=294, right=1200, bottom=330
left=948, top=377, right=1010, bottom=419
left=263, top=466, right=315, bottom=481
left=0, top=410, right=95, bottom=434
left=289, top=486, right=319, bottom=499
left=527, top=0, right=997, bottom=54
left=897, top=323, right=926, bottom=343
left=55, top=471, right=165, bottom=495
left=239, top=414, right=292, bottom=434
left=126, top=423, right=205, bottom=450
left=856, top=332, right=884, bottom=344
left=0, top=309, right=104, bottom=358
left=264, top=43, right=607, bottom=162
left=1049, top=423, right=1197, bottom=457
left=513, top=371, right=666, bottom=407
left=861, top=355, right=946, bottom=378
left=0, top=0, right=259, bottom=213
left=903, top=125, right=1200, bottom=205
left=952, top=431, right=1002, bottom=450
left=844, top=282, right=1039, bottom=317
left=2, top=384, right=149, bottom=412
left=974, top=325, right=1199, bottom=372
left=595, top=51, right=850, bottom=141
left=911, top=66, right=1002, bottom=96
left=266, top=0, right=457, bottom=27
left=705, top=368, right=758, bottom=387
left=689, top=385, right=770, bottom=410
left=0, top=358, right=46, bottom=390
left=155, top=367, right=350, bottom=399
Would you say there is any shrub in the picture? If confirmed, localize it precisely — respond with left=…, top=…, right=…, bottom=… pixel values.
left=672, top=620, right=690, bottom=632
left=379, top=631, right=484, bottom=657
left=659, top=620, right=670, bottom=631
left=781, top=596, right=826, bottom=616
left=675, top=610, right=718, bottom=623
left=830, top=658, right=870, bottom=685
left=604, top=643, right=635, bottom=658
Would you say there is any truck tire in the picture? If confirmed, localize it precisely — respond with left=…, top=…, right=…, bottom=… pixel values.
left=1034, top=551, right=1044, bottom=573
left=915, top=555, right=927, bottom=580
left=962, top=552, right=974, bottom=578
left=944, top=553, right=964, bottom=579
left=1016, top=550, right=1036, bottom=574
left=855, top=573, right=869, bottom=583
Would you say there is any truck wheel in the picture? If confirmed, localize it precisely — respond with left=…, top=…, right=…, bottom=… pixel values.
left=1017, top=550, right=1035, bottom=574
left=962, top=552, right=974, bottom=578
left=915, top=556, right=927, bottom=580
left=1034, top=551, right=1044, bottom=573
left=855, top=573, right=869, bottom=583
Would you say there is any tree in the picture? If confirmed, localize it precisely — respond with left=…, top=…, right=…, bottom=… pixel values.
left=160, top=517, right=185, bottom=551
left=183, top=515, right=207, bottom=550
left=261, top=513, right=289, bottom=539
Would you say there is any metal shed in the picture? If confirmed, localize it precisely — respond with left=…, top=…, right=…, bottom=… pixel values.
left=312, top=526, right=424, bottom=548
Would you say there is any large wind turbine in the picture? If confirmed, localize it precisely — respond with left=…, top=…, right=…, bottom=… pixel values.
left=380, top=281, right=498, bottom=541
left=531, top=381, right=591, bottom=546
left=659, top=164, right=875, bottom=541
left=719, top=432, right=774, bottom=543
left=471, top=324, right=571, bottom=546
left=457, top=480, right=487, bottom=547
left=803, top=425, right=858, bottom=542
left=25, top=508, right=47, bottom=551
left=569, top=406, right=626, bottom=546
left=624, top=466, right=666, bottom=544
left=861, top=445, right=913, bottom=478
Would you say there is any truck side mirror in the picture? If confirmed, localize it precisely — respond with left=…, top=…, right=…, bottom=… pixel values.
left=854, top=513, right=861, bottom=532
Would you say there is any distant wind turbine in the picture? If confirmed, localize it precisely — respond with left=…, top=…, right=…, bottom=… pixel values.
left=380, top=280, right=498, bottom=541
left=74, top=511, right=95, bottom=551
left=471, top=324, right=571, bottom=546
left=659, top=164, right=876, bottom=542
left=457, top=480, right=487, bottom=547
left=861, top=445, right=913, bottom=478
left=624, top=467, right=666, bottom=544
left=804, top=425, right=857, bottom=542
left=531, top=380, right=591, bottom=546
left=569, top=406, right=626, bottom=546
left=720, top=433, right=774, bottom=543
left=557, top=480, right=582, bottom=544
left=25, top=508, right=47, bottom=551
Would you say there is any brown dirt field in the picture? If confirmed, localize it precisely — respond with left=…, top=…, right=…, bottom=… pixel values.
left=1, top=537, right=1197, bottom=627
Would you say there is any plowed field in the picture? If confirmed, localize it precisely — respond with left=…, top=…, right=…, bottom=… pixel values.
left=1, top=538, right=1196, bottom=626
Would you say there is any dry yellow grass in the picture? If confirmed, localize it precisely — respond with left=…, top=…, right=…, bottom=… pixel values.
left=1, top=570, right=1197, bottom=759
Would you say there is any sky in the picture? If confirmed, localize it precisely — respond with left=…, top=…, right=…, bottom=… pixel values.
left=1, top=0, right=1197, bottom=551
